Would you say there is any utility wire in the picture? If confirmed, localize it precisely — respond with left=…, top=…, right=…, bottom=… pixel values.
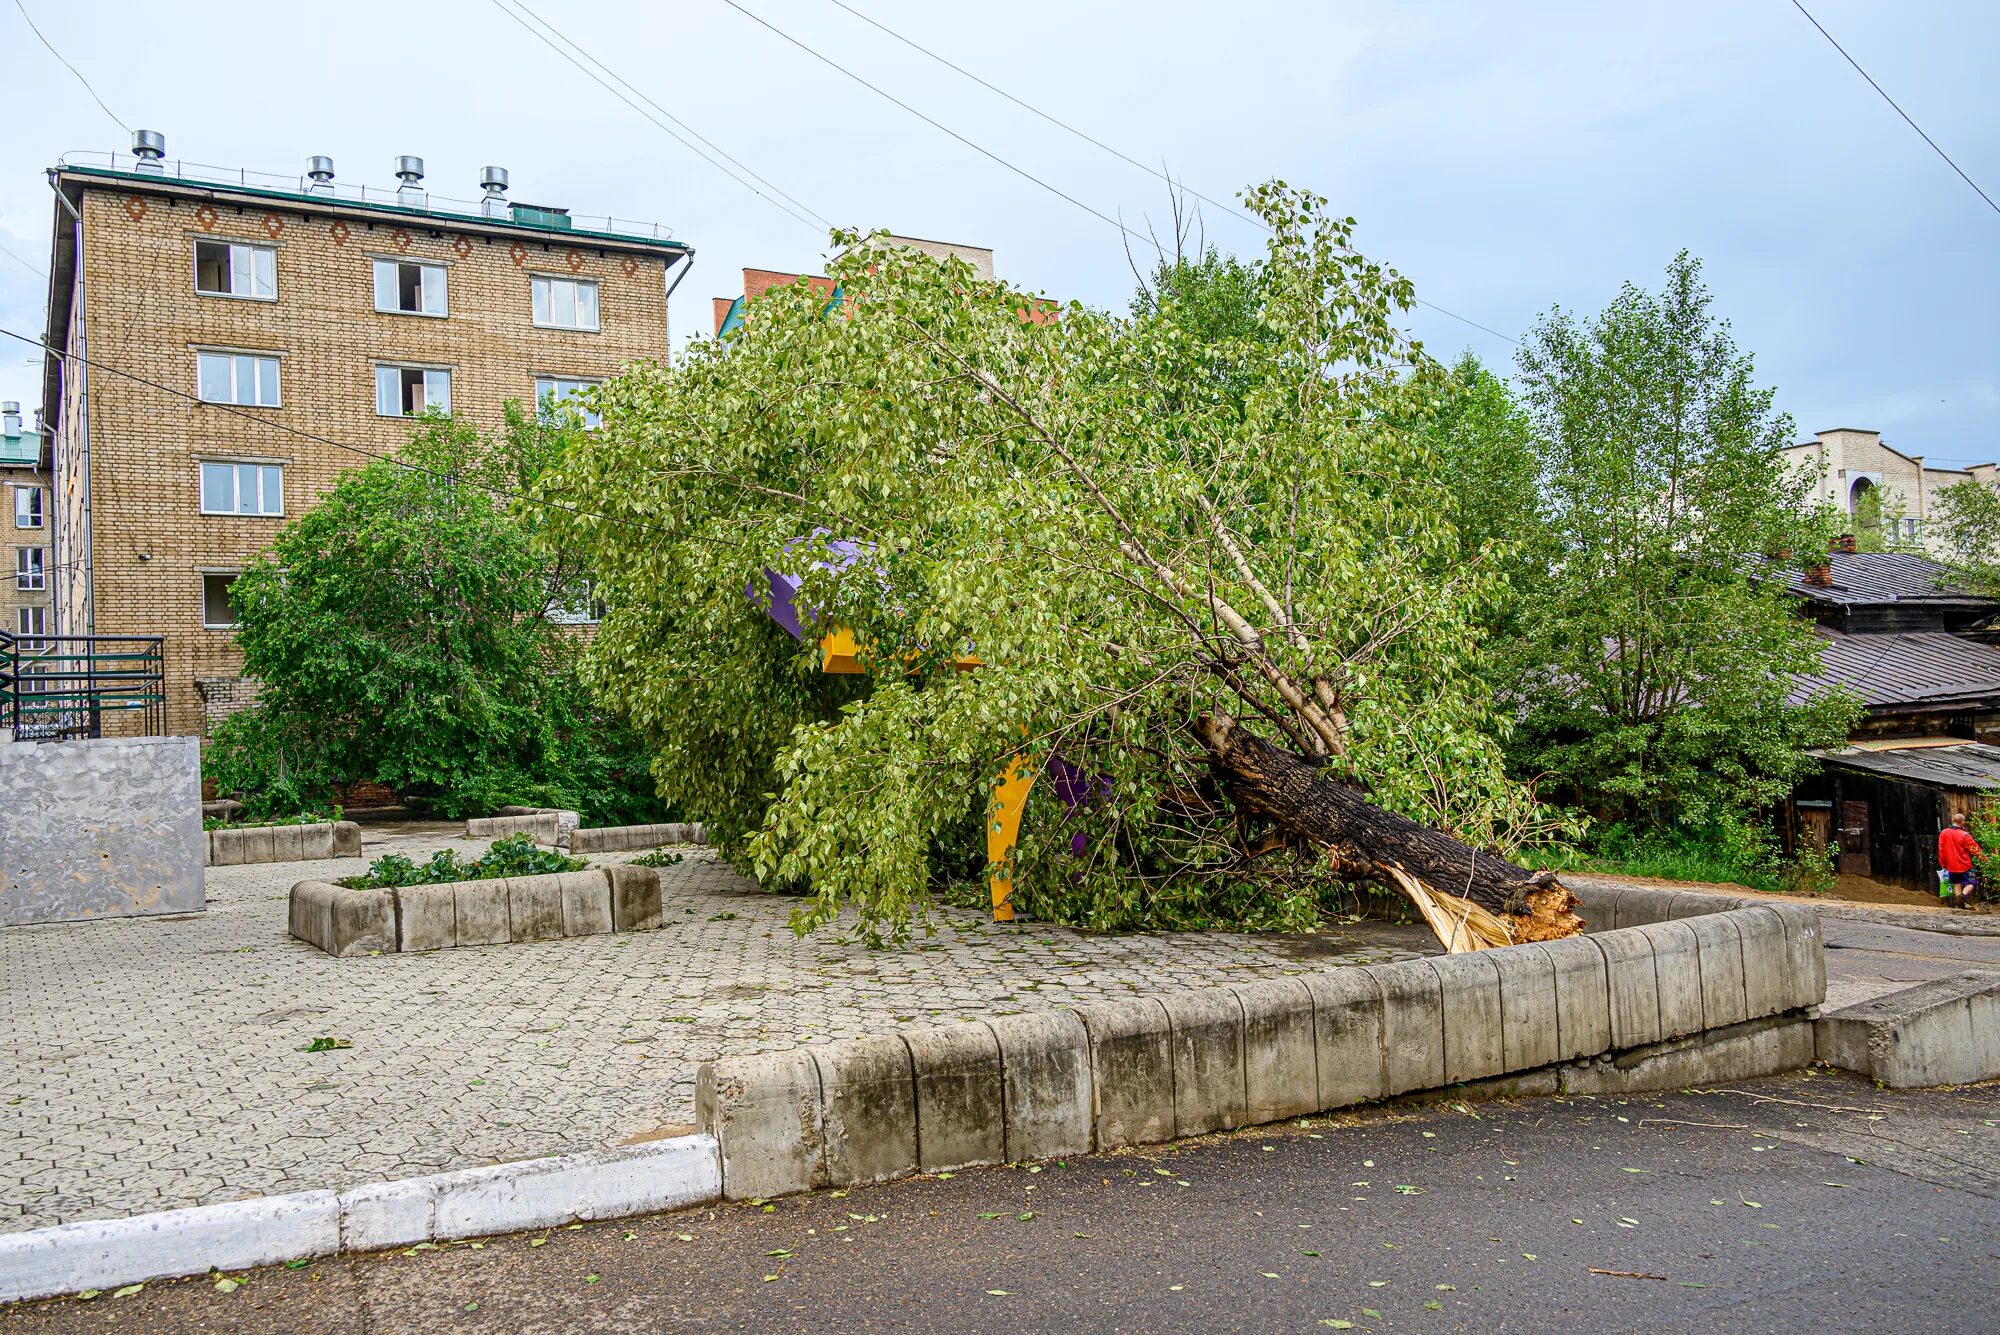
left=483, top=0, right=826, bottom=234
left=10, top=0, right=127, bottom=133
left=825, top=0, right=1267, bottom=238
left=0, top=325, right=692, bottom=547
left=1788, top=0, right=1999, bottom=218
left=730, top=0, right=1517, bottom=346
left=719, top=0, right=1158, bottom=249
left=0, top=238, right=46, bottom=280
left=491, top=0, right=831, bottom=230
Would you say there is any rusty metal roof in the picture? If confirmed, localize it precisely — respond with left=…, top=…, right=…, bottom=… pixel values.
left=1792, top=629, right=2000, bottom=710
left=1810, top=740, right=2000, bottom=790
left=1783, top=552, right=1994, bottom=608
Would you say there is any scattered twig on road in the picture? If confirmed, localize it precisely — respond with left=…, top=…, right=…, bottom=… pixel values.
left=1589, top=1267, right=1668, bottom=1281
left=1701, top=1088, right=1887, bottom=1116
left=1638, top=1119, right=1749, bottom=1131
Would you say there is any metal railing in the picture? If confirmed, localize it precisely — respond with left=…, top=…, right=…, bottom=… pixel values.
left=0, top=630, right=165, bottom=741
left=56, top=151, right=679, bottom=243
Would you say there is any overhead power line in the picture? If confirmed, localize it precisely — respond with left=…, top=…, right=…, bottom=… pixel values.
left=825, top=0, right=1269, bottom=238
left=0, top=325, right=689, bottom=547
left=718, top=0, right=1159, bottom=249
left=0, top=238, right=46, bottom=280
left=10, top=0, right=127, bottom=132
left=484, top=0, right=828, bottom=234
left=731, top=0, right=1518, bottom=347
left=1788, top=0, right=1999, bottom=218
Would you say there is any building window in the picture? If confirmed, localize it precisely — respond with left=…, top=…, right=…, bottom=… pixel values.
left=201, top=573, right=242, bottom=629
left=372, top=259, right=448, bottom=316
left=15, top=605, right=46, bottom=648
left=14, top=546, right=44, bottom=591
left=535, top=375, right=601, bottom=428
left=12, top=485, right=41, bottom=530
left=199, top=461, right=284, bottom=516
left=375, top=365, right=452, bottom=417
left=531, top=276, right=600, bottom=331
left=196, top=351, right=281, bottom=407
left=548, top=578, right=606, bottom=625
left=193, top=240, right=277, bottom=300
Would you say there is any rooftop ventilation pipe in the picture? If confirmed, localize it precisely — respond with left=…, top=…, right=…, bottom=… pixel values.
left=305, top=156, right=336, bottom=196
left=131, top=130, right=166, bottom=173
left=394, top=156, right=425, bottom=206
left=2, top=402, right=20, bottom=438
left=479, top=166, right=510, bottom=219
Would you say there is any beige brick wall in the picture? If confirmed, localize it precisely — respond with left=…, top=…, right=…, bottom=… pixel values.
left=65, top=184, right=673, bottom=734
left=3, top=464, right=51, bottom=640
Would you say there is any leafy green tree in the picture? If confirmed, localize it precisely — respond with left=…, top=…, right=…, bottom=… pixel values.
left=1926, top=479, right=2000, bottom=592
left=542, top=188, right=1580, bottom=946
left=1500, top=251, right=1857, bottom=824
left=205, top=408, right=666, bottom=823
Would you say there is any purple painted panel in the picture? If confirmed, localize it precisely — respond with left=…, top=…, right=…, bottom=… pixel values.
left=750, top=532, right=874, bottom=639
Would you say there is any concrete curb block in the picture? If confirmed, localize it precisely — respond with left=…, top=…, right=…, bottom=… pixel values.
left=0, top=1137, right=721, bottom=1304
left=0, top=1191, right=338, bottom=1304
left=695, top=903, right=1832, bottom=1202
left=568, top=822, right=710, bottom=854
left=204, top=821, right=360, bottom=866
left=1815, top=969, right=2000, bottom=1087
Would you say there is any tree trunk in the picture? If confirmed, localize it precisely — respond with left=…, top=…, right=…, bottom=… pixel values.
left=1193, top=712, right=1583, bottom=947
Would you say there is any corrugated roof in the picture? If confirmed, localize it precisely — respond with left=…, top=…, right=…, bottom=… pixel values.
left=1811, top=741, right=2000, bottom=790
left=1793, top=629, right=2000, bottom=710
left=1782, top=552, right=1993, bottom=607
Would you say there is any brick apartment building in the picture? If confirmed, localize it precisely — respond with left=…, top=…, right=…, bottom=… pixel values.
left=39, top=132, right=693, bottom=735
left=712, top=236, right=999, bottom=337
left=2, top=402, right=50, bottom=649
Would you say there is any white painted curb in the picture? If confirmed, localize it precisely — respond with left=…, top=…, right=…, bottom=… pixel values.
left=0, top=1134, right=721, bottom=1304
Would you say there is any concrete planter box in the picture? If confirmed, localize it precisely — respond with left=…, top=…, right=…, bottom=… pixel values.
left=206, top=821, right=362, bottom=867
left=566, top=822, right=709, bottom=854
left=289, top=864, right=662, bottom=958
left=464, top=808, right=579, bottom=845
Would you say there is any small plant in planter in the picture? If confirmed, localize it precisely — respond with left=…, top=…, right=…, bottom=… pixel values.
left=203, top=806, right=343, bottom=831
left=341, top=834, right=586, bottom=889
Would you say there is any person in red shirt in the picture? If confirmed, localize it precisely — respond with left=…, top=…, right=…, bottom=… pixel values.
left=1938, top=813, right=1985, bottom=908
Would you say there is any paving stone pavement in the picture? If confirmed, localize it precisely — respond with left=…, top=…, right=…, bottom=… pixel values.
left=0, top=828, right=1432, bottom=1232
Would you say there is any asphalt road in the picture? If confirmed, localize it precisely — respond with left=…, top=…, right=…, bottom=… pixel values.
left=1820, top=914, right=2000, bottom=1007
left=5, top=1072, right=1994, bottom=1335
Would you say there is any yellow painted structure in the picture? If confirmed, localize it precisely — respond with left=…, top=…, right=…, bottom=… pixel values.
left=815, top=625, right=1019, bottom=920
left=984, top=755, right=1039, bottom=922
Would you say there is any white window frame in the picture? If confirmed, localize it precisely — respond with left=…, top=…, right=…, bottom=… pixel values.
left=375, top=364, right=454, bottom=418
left=200, top=570, right=243, bottom=630
left=372, top=258, right=449, bottom=317
left=198, top=460, right=285, bottom=517
left=193, top=239, right=278, bottom=301
left=14, top=546, right=44, bottom=591
left=12, top=484, right=41, bottom=530
left=15, top=604, right=46, bottom=648
left=530, top=275, right=601, bottom=331
left=195, top=349, right=282, bottom=407
left=534, top=375, right=602, bottom=428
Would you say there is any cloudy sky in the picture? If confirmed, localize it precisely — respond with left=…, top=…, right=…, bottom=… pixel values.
left=1, top=0, right=1993, bottom=461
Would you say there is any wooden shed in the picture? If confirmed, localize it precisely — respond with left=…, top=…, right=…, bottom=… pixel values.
left=1793, top=741, right=2000, bottom=892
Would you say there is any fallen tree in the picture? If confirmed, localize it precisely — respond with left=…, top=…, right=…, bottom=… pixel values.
left=541, top=186, right=1582, bottom=948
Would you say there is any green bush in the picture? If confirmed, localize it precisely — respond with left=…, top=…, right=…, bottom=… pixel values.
left=341, top=834, right=586, bottom=889
left=203, top=409, right=672, bottom=827
left=1541, top=807, right=1825, bottom=894
left=202, top=807, right=341, bottom=832
left=627, top=848, right=685, bottom=869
